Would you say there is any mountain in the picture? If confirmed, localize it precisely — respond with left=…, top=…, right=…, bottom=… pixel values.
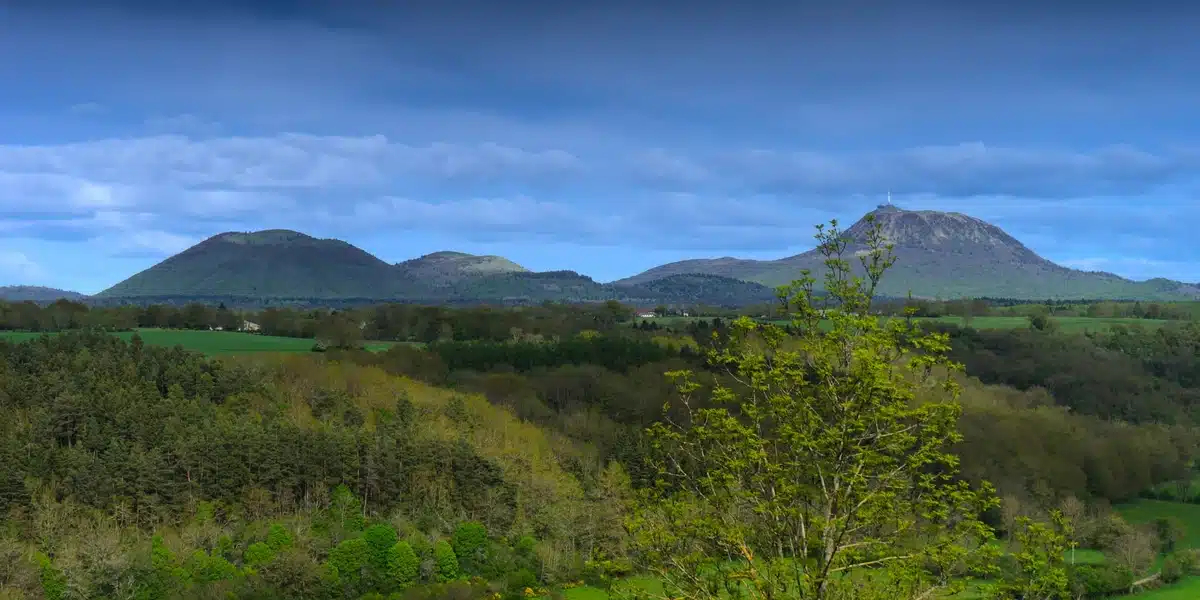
left=96, top=230, right=408, bottom=299
left=94, top=230, right=774, bottom=307
left=619, top=205, right=1200, bottom=301
left=396, top=251, right=529, bottom=283
left=0, top=285, right=89, bottom=303
left=613, top=273, right=779, bottom=306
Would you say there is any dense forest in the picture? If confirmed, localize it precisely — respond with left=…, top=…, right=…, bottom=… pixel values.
left=3, top=225, right=1200, bottom=598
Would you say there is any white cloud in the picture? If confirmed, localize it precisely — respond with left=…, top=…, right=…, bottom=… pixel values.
left=0, top=251, right=46, bottom=281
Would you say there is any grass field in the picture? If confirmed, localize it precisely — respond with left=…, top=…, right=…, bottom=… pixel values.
left=0, top=328, right=399, bottom=355
left=641, top=315, right=1170, bottom=334
left=1119, top=499, right=1200, bottom=550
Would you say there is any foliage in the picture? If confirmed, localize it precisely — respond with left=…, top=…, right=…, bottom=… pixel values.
left=387, top=541, right=421, bottom=589
left=434, top=541, right=461, bottom=583
left=627, top=218, right=1001, bottom=600
left=451, top=521, right=488, bottom=575
left=991, top=512, right=1072, bottom=599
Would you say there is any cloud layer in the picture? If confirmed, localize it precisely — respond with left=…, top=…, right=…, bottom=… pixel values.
left=1, top=0, right=1199, bottom=290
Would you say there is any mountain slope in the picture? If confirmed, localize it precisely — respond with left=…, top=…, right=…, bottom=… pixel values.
left=395, top=251, right=529, bottom=282
left=614, top=273, right=779, bottom=306
left=96, top=230, right=409, bottom=299
left=93, top=230, right=775, bottom=306
left=0, top=285, right=88, bottom=303
left=619, top=205, right=1200, bottom=301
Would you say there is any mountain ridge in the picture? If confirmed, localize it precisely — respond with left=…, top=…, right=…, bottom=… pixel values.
left=0, top=285, right=89, bottom=304
left=616, top=205, right=1200, bottom=301
left=93, top=231, right=778, bottom=307
left=74, top=210, right=1200, bottom=305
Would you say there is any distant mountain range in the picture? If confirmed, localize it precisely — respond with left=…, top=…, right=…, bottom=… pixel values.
left=8, top=206, right=1200, bottom=306
left=89, top=229, right=778, bottom=307
left=620, top=205, right=1200, bottom=302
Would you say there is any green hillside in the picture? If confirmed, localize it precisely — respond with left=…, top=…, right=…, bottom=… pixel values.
left=93, top=232, right=777, bottom=307
left=97, top=230, right=408, bottom=299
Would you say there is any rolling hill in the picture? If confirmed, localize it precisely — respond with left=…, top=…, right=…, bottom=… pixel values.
left=93, top=230, right=776, bottom=307
left=0, top=286, right=89, bottom=304
left=619, top=205, right=1200, bottom=301
left=395, top=251, right=529, bottom=282
left=96, top=230, right=409, bottom=300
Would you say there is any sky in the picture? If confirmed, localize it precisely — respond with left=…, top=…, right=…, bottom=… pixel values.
left=2, top=0, right=1200, bottom=294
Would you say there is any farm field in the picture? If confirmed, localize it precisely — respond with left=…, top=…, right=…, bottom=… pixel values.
left=641, top=315, right=1170, bottom=334
left=0, top=328, right=399, bottom=355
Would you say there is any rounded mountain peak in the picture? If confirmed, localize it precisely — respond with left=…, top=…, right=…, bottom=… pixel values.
left=845, top=205, right=1038, bottom=259
left=211, top=229, right=318, bottom=246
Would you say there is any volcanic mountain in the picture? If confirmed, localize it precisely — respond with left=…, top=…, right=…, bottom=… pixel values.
left=94, top=229, right=778, bottom=306
left=618, top=205, right=1200, bottom=301
left=395, top=251, right=529, bottom=283
left=96, top=230, right=407, bottom=300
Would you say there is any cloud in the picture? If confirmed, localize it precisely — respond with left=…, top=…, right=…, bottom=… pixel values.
left=68, top=102, right=104, bottom=115
left=639, top=144, right=1200, bottom=201
left=2, top=1, right=1200, bottom=285
left=2, top=133, right=1200, bottom=262
left=0, top=251, right=46, bottom=282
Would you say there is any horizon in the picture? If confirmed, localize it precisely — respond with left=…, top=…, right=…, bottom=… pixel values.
left=3, top=0, right=1200, bottom=294
left=6, top=201, right=1192, bottom=296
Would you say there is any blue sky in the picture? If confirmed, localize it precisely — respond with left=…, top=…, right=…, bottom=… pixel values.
left=1, top=0, right=1199, bottom=294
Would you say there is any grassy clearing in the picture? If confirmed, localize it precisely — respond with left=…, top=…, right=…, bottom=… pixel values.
left=0, top=328, right=399, bottom=355
left=1118, top=499, right=1200, bottom=550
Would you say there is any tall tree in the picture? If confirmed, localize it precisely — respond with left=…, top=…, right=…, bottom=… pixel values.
left=627, top=217, right=1000, bottom=600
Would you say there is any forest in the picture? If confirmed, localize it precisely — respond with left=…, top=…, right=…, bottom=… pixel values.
left=3, top=226, right=1200, bottom=598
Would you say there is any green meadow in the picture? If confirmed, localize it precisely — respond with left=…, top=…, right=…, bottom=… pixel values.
left=0, top=328, right=399, bottom=355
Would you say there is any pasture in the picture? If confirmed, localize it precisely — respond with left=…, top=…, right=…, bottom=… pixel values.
left=0, top=328, right=399, bottom=355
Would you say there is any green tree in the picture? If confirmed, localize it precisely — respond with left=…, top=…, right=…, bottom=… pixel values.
left=364, top=524, right=400, bottom=573
left=328, top=537, right=370, bottom=586
left=244, top=542, right=277, bottom=569
left=627, top=218, right=1000, bottom=600
left=433, top=540, right=460, bottom=583
left=387, top=541, right=420, bottom=589
left=991, top=513, right=1071, bottom=600
left=266, top=523, right=294, bottom=551
left=451, top=521, right=488, bottom=575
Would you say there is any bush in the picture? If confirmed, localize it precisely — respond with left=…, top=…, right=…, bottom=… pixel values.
left=1162, top=554, right=1184, bottom=584
left=1068, top=563, right=1134, bottom=598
